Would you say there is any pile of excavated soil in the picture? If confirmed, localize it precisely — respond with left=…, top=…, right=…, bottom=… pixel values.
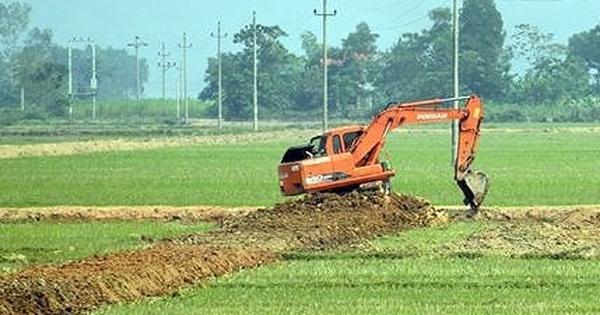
left=0, top=246, right=275, bottom=315
left=0, top=191, right=438, bottom=315
left=171, top=191, right=443, bottom=252
left=442, top=206, right=600, bottom=259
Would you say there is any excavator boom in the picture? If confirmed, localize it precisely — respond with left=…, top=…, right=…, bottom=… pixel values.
left=278, top=95, right=489, bottom=215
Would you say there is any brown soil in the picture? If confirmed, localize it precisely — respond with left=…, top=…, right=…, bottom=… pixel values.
left=0, top=191, right=438, bottom=315
left=0, top=205, right=256, bottom=223
left=0, top=246, right=275, bottom=315
left=170, top=191, right=442, bottom=252
left=441, top=205, right=600, bottom=259
left=0, top=130, right=316, bottom=159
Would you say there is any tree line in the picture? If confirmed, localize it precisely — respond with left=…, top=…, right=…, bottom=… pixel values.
left=0, top=2, right=145, bottom=122
left=1, top=0, right=599, bottom=123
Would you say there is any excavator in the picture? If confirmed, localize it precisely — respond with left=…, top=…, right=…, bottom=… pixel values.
left=278, top=94, right=489, bottom=216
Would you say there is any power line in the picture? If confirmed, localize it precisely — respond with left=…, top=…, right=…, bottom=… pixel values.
left=373, top=0, right=448, bottom=32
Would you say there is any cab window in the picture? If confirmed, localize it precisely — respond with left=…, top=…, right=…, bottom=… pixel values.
left=309, top=135, right=327, bottom=157
left=332, top=135, right=342, bottom=154
left=342, top=131, right=363, bottom=151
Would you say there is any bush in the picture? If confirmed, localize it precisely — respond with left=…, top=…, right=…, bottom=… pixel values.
left=0, top=108, right=21, bottom=126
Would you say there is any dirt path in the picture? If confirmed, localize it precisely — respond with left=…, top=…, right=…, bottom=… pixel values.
left=0, top=205, right=256, bottom=223
left=0, top=130, right=316, bottom=159
left=4, top=125, right=597, bottom=159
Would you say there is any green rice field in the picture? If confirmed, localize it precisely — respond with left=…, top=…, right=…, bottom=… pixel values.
left=0, top=123, right=599, bottom=314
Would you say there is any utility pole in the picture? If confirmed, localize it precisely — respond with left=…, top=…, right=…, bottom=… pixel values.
left=68, top=37, right=97, bottom=120
left=314, top=0, right=336, bottom=131
left=158, top=43, right=176, bottom=100
left=211, top=21, right=227, bottom=129
left=253, top=11, right=258, bottom=131
left=452, top=0, right=460, bottom=165
left=179, top=32, right=192, bottom=125
left=127, top=35, right=148, bottom=101
left=176, top=63, right=182, bottom=119
left=68, top=41, right=72, bottom=118
left=91, top=41, right=97, bottom=119
left=20, top=87, right=24, bottom=111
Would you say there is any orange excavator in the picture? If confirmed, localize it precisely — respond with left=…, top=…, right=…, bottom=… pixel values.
left=278, top=94, right=489, bottom=215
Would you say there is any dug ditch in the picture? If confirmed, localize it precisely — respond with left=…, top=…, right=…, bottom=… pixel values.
left=0, top=191, right=440, bottom=315
left=1, top=196, right=599, bottom=315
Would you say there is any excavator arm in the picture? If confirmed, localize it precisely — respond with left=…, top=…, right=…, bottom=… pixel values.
left=349, top=94, right=489, bottom=215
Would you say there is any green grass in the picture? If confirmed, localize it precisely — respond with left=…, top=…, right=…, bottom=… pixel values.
left=370, top=222, right=486, bottom=254
left=96, top=222, right=600, bottom=314
left=384, top=130, right=600, bottom=206
left=96, top=256, right=600, bottom=315
left=0, top=121, right=273, bottom=144
left=0, top=221, right=213, bottom=273
left=1, top=124, right=599, bottom=314
left=0, top=127, right=598, bottom=207
left=0, top=143, right=288, bottom=207
left=71, top=99, right=211, bottom=121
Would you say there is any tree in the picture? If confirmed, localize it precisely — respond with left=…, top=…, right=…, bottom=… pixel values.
left=12, top=27, right=68, bottom=116
left=459, top=0, right=511, bottom=99
left=201, top=23, right=295, bottom=120
left=378, top=8, right=454, bottom=102
left=96, top=47, right=144, bottom=100
left=289, top=31, right=321, bottom=113
left=329, top=22, right=379, bottom=117
left=0, top=2, right=31, bottom=60
left=569, top=23, right=600, bottom=95
left=0, top=2, right=31, bottom=107
left=201, top=51, right=254, bottom=120
left=510, top=24, right=590, bottom=106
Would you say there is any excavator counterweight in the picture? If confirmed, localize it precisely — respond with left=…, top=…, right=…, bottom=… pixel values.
left=278, top=95, right=489, bottom=215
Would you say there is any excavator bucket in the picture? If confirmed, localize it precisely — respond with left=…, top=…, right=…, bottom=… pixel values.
left=456, top=170, right=489, bottom=217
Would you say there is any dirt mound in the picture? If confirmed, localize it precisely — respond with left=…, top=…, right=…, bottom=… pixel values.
left=0, top=245, right=275, bottom=315
left=442, top=206, right=600, bottom=259
left=171, top=191, right=442, bottom=252
left=0, top=191, right=437, bottom=315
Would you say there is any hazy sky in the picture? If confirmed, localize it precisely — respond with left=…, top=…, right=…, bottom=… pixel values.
left=21, top=0, right=600, bottom=98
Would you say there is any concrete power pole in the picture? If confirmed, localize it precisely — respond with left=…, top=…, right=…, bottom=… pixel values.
left=127, top=35, right=148, bottom=101
left=211, top=22, right=227, bottom=129
left=253, top=11, right=258, bottom=132
left=68, top=37, right=97, bottom=120
left=68, top=40, right=73, bottom=118
left=179, top=32, right=192, bottom=125
left=91, top=42, right=97, bottom=119
left=314, top=0, right=336, bottom=131
left=176, top=63, right=182, bottom=119
left=158, top=43, right=176, bottom=100
left=452, top=0, right=460, bottom=165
